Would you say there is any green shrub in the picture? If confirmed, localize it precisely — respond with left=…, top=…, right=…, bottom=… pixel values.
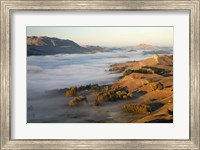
left=122, top=104, right=151, bottom=113
left=95, top=87, right=134, bottom=105
left=123, top=68, right=154, bottom=77
left=123, top=66, right=170, bottom=77
left=109, top=66, right=126, bottom=73
left=127, top=92, right=133, bottom=98
left=123, top=69, right=133, bottom=76
left=136, top=68, right=153, bottom=74
left=68, top=95, right=87, bottom=106
left=77, top=84, right=101, bottom=91
left=156, top=82, right=164, bottom=90
left=91, top=84, right=101, bottom=91
left=97, top=93, right=107, bottom=102
left=65, top=86, right=77, bottom=97
left=150, top=82, right=164, bottom=91
left=123, top=95, right=127, bottom=99
left=142, top=66, right=170, bottom=75
left=123, top=66, right=171, bottom=75
left=130, top=68, right=153, bottom=74
left=150, top=84, right=157, bottom=91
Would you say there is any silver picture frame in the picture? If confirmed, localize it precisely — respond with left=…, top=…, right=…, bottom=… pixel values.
left=0, top=0, right=199, bottom=149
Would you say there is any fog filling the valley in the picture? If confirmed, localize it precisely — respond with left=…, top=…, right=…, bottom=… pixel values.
left=27, top=50, right=172, bottom=98
left=27, top=50, right=173, bottom=122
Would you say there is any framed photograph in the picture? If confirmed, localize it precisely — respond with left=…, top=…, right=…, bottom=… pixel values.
left=0, top=0, right=199, bottom=149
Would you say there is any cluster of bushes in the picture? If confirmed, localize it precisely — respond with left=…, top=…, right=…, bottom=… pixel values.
left=122, top=103, right=151, bottom=113
left=68, top=95, right=88, bottom=106
left=65, top=86, right=77, bottom=97
left=123, top=68, right=153, bottom=77
left=142, top=66, right=170, bottom=76
left=77, top=84, right=101, bottom=91
left=65, top=84, right=101, bottom=97
left=123, top=69, right=133, bottom=76
left=94, top=87, right=133, bottom=106
left=134, top=68, right=153, bottom=74
left=109, top=66, right=126, bottom=73
left=150, top=82, right=164, bottom=91
left=123, top=66, right=171, bottom=77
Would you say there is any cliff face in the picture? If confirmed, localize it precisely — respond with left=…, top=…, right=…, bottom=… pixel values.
left=27, top=36, right=88, bottom=56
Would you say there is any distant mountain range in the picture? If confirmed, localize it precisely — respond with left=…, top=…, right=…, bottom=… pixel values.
left=27, top=36, right=89, bottom=56
left=27, top=36, right=172, bottom=56
left=125, top=44, right=173, bottom=52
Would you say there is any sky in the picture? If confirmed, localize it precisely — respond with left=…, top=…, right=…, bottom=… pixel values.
left=27, top=27, right=173, bottom=47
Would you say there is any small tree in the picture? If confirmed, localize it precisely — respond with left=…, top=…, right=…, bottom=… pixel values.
left=156, top=82, right=164, bottom=90
left=68, top=95, right=87, bottom=106
left=65, top=86, right=77, bottom=97
left=123, top=69, right=133, bottom=76
left=150, top=82, right=164, bottom=91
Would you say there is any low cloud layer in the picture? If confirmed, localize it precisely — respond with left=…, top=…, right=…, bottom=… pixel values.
left=27, top=50, right=172, bottom=97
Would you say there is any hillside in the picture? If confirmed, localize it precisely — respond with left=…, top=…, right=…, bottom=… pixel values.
left=27, top=36, right=88, bottom=56
left=110, top=54, right=173, bottom=123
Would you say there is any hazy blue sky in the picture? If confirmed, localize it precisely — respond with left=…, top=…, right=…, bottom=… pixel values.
left=27, top=27, right=173, bottom=47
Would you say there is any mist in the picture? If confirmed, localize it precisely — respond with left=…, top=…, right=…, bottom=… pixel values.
left=27, top=50, right=173, bottom=97
left=27, top=49, right=173, bottom=122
